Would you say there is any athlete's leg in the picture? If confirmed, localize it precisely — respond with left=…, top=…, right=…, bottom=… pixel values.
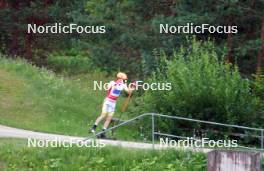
left=95, top=112, right=107, bottom=125
left=98, top=100, right=115, bottom=138
left=103, top=112, right=114, bottom=129
left=91, top=102, right=107, bottom=133
left=99, top=112, right=114, bottom=138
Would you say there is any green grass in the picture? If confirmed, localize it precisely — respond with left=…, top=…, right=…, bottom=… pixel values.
left=0, top=138, right=206, bottom=171
left=0, top=56, right=136, bottom=138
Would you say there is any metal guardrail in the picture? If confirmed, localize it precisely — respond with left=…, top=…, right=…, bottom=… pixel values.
left=86, top=113, right=264, bottom=151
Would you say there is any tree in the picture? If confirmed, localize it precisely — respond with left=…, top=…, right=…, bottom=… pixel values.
left=0, top=0, right=80, bottom=60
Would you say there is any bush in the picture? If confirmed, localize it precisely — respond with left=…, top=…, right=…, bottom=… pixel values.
left=253, top=75, right=264, bottom=100
left=141, top=39, right=263, bottom=127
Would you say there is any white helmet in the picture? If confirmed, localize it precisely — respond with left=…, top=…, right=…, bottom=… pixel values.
left=117, top=72, right=127, bottom=80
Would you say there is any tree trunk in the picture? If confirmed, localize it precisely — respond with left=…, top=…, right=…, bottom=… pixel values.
left=25, top=32, right=32, bottom=60
left=256, top=16, right=264, bottom=77
left=226, top=32, right=233, bottom=63
left=0, top=0, right=7, bottom=8
left=10, top=1, right=19, bottom=56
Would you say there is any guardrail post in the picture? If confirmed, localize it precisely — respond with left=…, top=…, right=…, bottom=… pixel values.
left=261, top=130, right=263, bottom=150
left=152, top=113, right=155, bottom=149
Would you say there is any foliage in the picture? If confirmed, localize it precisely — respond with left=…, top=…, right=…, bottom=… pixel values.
left=0, top=0, right=263, bottom=76
left=141, top=39, right=264, bottom=127
left=81, top=0, right=264, bottom=76
left=0, top=139, right=206, bottom=171
left=47, top=48, right=94, bottom=75
left=83, top=0, right=185, bottom=76
left=253, top=75, right=264, bottom=100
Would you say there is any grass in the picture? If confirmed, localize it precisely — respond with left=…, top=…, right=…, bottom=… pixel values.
left=1, top=56, right=263, bottom=170
left=0, top=56, right=137, bottom=138
left=0, top=138, right=207, bottom=171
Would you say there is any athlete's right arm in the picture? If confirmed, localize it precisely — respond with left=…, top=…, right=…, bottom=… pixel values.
left=123, top=84, right=134, bottom=95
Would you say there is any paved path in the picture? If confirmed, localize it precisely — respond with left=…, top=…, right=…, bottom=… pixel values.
left=0, top=124, right=212, bottom=153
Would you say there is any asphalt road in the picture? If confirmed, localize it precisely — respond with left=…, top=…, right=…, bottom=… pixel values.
left=0, top=124, right=211, bottom=152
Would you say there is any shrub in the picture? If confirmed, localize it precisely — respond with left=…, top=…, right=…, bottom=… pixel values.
left=142, top=39, right=263, bottom=128
left=253, top=75, right=264, bottom=100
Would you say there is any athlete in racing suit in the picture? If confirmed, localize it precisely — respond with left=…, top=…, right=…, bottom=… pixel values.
left=90, top=72, right=133, bottom=138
